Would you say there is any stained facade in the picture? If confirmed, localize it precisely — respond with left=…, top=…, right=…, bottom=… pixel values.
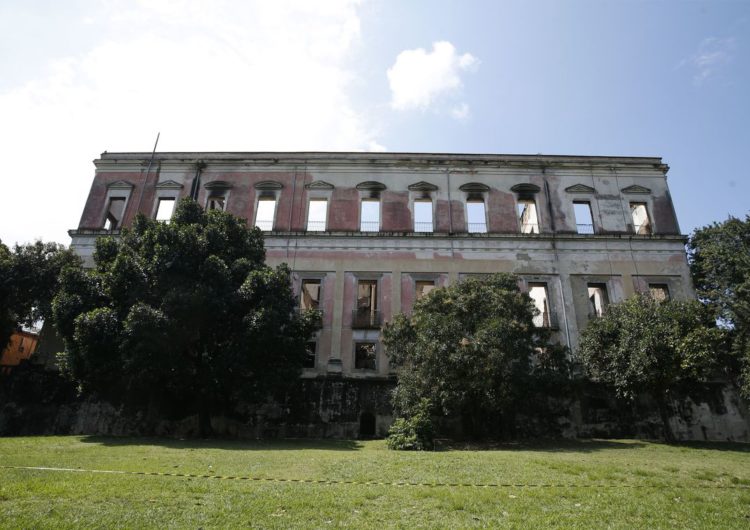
left=70, top=152, right=693, bottom=382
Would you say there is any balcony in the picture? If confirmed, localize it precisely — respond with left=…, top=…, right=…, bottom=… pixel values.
left=467, top=222, right=487, bottom=234
left=306, top=220, right=326, bottom=232
left=255, top=219, right=274, bottom=231
left=576, top=223, right=594, bottom=234
left=352, top=309, right=381, bottom=329
left=360, top=221, right=380, bottom=232
left=414, top=221, right=433, bottom=233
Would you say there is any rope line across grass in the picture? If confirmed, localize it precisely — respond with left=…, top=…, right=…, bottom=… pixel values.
left=2, top=465, right=749, bottom=490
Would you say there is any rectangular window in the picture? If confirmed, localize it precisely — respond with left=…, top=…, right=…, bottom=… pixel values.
left=354, top=342, right=377, bottom=370
left=303, top=341, right=316, bottom=369
left=103, top=197, right=126, bottom=230
left=306, top=199, right=328, bottom=231
left=360, top=200, right=380, bottom=232
left=414, top=200, right=433, bottom=232
left=630, top=203, right=651, bottom=235
left=587, top=283, right=609, bottom=318
left=518, top=199, right=539, bottom=234
left=155, top=198, right=176, bottom=222
left=528, top=283, right=552, bottom=327
left=649, top=283, right=670, bottom=302
left=300, top=279, right=321, bottom=311
left=353, top=280, right=379, bottom=328
left=255, top=198, right=276, bottom=231
left=415, top=280, right=435, bottom=300
left=573, top=202, right=594, bottom=234
left=207, top=196, right=226, bottom=211
left=466, top=200, right=487, bottom=233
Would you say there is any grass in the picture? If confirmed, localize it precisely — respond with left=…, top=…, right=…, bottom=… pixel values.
left=0, top=436, right=749, bottom=528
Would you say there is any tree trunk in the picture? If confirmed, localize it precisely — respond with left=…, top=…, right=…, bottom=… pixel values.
left=656, top=394, right=675, bottom=443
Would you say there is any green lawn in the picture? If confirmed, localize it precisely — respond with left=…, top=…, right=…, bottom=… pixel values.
left=0, top=436, right=748, bottom=529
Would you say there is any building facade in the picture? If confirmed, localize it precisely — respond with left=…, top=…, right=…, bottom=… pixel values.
left=69, top=152, right=692, bottom=383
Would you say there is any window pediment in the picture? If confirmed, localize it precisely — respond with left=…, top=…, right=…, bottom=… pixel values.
left=155, top=179, right=184, bottom=190
left=565, top=183, right=595, bottom=193
left=510, top=183, right=540, bottom=194
left=205, top=180, right=233, bottom=190
left=458, top=182, right=490, bottom=192
left=254, top=180, right=283, bottom=190
left=107, top=180, right=134, bottom=190
left=305, top=180, right=334, bottom=190
left=621, top=184, right=651, bottom=194
left=356, top=181, right=387, bottom=191
left=408, top=181, right=438, bottom=192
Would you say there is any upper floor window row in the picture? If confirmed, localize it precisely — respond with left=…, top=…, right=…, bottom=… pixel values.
left=134, top=185, right=655, bottom=236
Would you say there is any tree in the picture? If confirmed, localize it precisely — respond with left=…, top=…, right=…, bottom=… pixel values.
left=0, top=239, right=80, bottom=351
left=688, top=215, right=750, bottom=398
left=383, top=273, right=559, bottom=439
left=577, top=295, right=725, bottom=441
left=53, top=199, right=319, bottom=436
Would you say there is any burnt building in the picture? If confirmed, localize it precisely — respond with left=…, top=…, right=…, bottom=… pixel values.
left=66, top=151, right=701, bottom=436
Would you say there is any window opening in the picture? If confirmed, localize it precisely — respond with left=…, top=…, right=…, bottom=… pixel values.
left=518, top=199, right=539, bottom=234
left=300, top=279, right=321, bottom=311
left=155, top=198, right=176, bottom=222
left=415, top=280, right=435, bottom=300
left=207, top=196, right=226, bottom=211
left=353, top=280, right=379, bottom=328
left=103, top=197, right=126, bottom=230
left=630, top=203, right=651, bottom=235
left=360, top=200, right=380, bottom=232
left=306, top=199, right=328, bottom=231
left=573, top=202, right=594, bottom=234
left=414, top=200, right=433, bottom=232
left=359, top=411, right=376, bottom=437
left=649, top=284, right=670, bottom=302
left=354, top=342, right=377, bottom=370
left=528, top=283, right=551, bottom=327
left=587, top=283, right=609, bottom=318
left=255, top=198, right=276, bottom=231
left=303, top=341, right=316, bottom=369
left=466, top=200, right=487, bottom=233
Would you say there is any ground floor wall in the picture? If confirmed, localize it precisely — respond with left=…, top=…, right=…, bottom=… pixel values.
left=1, top=369, right=748, bottom=442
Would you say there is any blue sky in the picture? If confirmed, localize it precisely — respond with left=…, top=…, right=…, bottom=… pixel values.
left=1, top=0, right=748, bottom=245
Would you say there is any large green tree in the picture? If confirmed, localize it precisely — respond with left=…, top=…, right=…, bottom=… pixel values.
left=53, top=199, right=319, bottom=436
left=688, top=215, right=750, bottom=397
left=577, top=295, right=725, bottom=441
left=0, top=240, right=80, bottom=351
left=384, top=273, right=563, bottom=439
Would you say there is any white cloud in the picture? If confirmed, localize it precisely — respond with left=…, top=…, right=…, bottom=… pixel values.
left=0, top=0, right=380, bottom=245
left=450, top=102, right=470, bottom=121
left=387, top=41, right=478, bottom=113
left=682, top=37, right=736, bottom=85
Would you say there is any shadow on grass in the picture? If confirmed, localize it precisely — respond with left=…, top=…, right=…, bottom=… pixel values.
left=438, top=438, right=750, bottom=453
left=437, top=439, right=648, bottom=453
left=79, top=435, right=364, bottom=451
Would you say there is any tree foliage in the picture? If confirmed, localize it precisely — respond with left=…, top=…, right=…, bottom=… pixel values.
left=53, top=199, right=319, bottom=435
left=688, top=215, right=750, bottom=397
left=0, top=240, right=80, bottom=351
left=577, top=295, right=725, bottom=440
left=384, top=273, right=564, bottom=439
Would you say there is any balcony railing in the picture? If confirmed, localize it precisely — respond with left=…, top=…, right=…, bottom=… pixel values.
left=576, top=223, right=594, bottom=234
left=467, top=222, right=487, bottom=233
left=414, top=222, right=433, bottom=233
left=306, top=220, right=326, bottom=231
left=352, top=310, right=381, bottom=329
left=255, top=219, right=274, bottom=231
left=360, top=221, right=380, bottom=232
left=533, top=312, right=559, bottom=330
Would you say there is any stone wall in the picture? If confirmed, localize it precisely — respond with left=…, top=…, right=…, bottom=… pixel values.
left=1, top=370, right=748, bottom=442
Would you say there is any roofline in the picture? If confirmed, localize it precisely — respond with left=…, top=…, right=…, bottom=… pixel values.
left=97, top=150, right=663, bottom=163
